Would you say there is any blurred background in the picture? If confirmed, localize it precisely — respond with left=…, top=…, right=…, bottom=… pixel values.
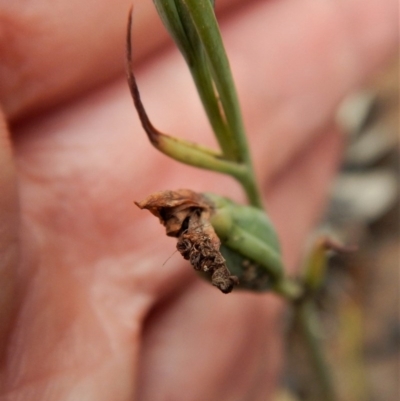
left=277, top=58, right=399, bottom=401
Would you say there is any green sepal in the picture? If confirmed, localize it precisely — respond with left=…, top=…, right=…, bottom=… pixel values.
left=204, top=193, right=284, bottom=290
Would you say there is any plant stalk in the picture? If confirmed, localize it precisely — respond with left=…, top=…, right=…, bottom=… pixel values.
left=295, top=299, right=337, bottom=401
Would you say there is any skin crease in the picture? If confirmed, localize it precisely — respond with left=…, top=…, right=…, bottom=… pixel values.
left=0, top=0, right=397, bottom=400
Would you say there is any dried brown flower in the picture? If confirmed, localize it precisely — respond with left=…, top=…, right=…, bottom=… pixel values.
left=135, top=190, right=239, bottom=293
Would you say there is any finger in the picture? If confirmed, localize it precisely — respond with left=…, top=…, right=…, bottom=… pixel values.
left=0, top=0, right=246, bottom=120
left=0, top=0, right=135, bottom=120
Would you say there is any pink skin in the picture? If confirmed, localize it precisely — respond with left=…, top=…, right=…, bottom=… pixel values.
left=0, top=0, right=397, bottom=400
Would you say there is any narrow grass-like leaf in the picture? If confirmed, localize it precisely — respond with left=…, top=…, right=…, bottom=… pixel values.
left=126, top=12, right=247, bottom=178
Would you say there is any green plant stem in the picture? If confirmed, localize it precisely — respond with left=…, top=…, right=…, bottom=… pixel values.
left=237, top=172, right=264, bottom=209
left=295, top=299, right=337, bottom=401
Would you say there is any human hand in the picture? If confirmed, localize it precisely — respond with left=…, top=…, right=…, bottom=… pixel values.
left=0, top=0, right=397, bottom=400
